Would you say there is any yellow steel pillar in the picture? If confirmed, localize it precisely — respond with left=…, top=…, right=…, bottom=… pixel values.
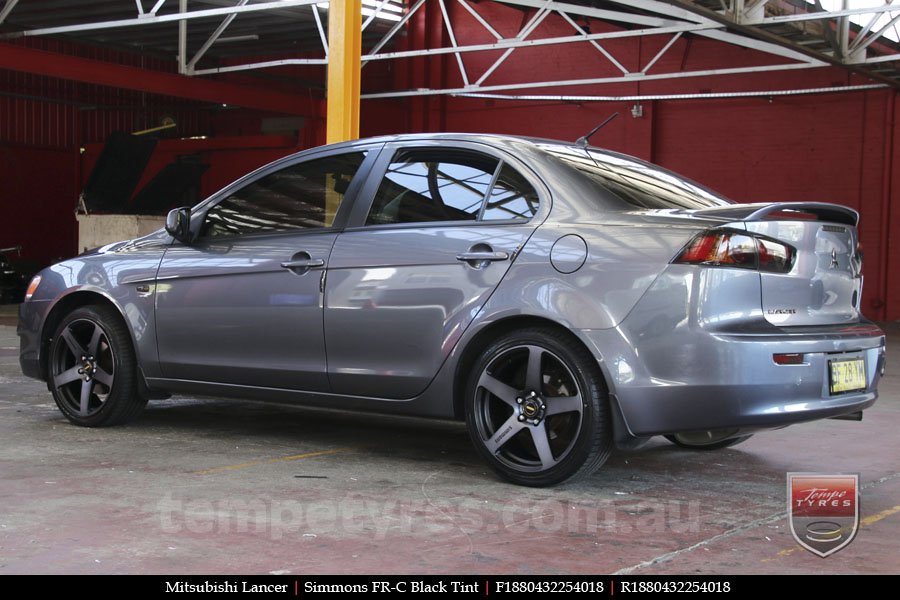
left=326, top=0, right=362, bottom=144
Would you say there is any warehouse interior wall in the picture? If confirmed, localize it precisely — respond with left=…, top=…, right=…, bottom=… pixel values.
left=1, top=5, right=899, bottom=319
left=1, top=144, right=77, bottom=269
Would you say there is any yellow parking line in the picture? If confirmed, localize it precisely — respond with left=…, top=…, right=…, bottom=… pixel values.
left=861, top=504, right=900, bottom=526
left=194, top=448, right=352, bottom=475
left=764, top=548, right=798, bottom=561
left=761, top=505, right=900, bottom=562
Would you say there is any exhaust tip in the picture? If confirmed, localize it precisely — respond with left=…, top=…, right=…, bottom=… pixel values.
left=829, top=411, right=863, bottom=422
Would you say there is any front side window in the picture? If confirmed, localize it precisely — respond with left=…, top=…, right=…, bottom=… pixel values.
left=202, top=152, right=366, bottom=238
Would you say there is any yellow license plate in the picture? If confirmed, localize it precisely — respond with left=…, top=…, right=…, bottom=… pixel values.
left=829, top=358, right=867, bottom=394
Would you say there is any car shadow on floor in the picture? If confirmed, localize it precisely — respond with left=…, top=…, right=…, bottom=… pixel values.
left=125, top=397, right=782, bottom=492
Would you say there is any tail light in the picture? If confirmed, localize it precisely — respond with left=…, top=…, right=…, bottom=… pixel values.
left=674, top=230, right=795, bottom=274
left=757, top=238, right=793, bottom=273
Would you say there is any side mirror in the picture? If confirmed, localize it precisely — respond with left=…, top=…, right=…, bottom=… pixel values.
left=165, top=207, right=193, bottom=244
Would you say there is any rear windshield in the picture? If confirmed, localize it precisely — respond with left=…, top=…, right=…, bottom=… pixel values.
left=538, top=143, right=732, bottom=210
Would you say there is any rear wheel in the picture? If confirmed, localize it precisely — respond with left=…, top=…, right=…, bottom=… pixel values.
left=48, top=305, right=146, bottom=427
left=664, top=430, right=752, bottom=450
left=465, top=327, right=612, bottom=487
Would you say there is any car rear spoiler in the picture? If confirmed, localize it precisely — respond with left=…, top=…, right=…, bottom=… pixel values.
left=692, top=202, right=859, bottom=226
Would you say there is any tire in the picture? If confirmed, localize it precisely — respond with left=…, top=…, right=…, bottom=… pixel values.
left=47, top=304, right=147, bottom=427
left=664, top=430, right=753, bottom=451
left=465, top=327, right=612, bottom=487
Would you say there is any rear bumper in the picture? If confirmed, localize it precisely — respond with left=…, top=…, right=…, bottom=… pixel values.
left=580, top=322, right=885, bottom=437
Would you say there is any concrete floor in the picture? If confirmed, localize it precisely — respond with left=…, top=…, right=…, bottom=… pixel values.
left=0, top=305, right=898, bottom=575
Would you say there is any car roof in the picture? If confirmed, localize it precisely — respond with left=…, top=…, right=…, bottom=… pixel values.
left=328, top=132, right=660, bottom=172
left=329, top=131, right=573, bottom=152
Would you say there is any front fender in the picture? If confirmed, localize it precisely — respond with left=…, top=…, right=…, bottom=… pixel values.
left=21, top=236, right=167, bottom=381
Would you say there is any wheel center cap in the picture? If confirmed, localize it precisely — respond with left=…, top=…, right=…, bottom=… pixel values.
left=78, top=356, right=96, bottom=381
left=516, top=390, right=546, bottom=425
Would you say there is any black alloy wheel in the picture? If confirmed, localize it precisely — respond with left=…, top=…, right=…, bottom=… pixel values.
left=466, top=327, right=612, bottom=486
left=49, top=305, right=146, bottom=426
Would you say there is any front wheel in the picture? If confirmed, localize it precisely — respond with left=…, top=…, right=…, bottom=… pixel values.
left=664, top=430, right=752, bottom=450
left=465, top=327, right=612, bottom=487
left=48, top=304, right=146, bottom=427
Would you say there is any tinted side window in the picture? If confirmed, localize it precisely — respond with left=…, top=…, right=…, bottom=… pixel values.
left=366, top=150, right=498, bottom=225
left=202, top=152, right=366, bottom=238
left=482, top=164, right=540, bottom=220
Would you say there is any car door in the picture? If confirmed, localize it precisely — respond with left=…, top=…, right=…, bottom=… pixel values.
left=155, top=146, right=379, bottom=391
left=324, top=141, right=546, bottom=399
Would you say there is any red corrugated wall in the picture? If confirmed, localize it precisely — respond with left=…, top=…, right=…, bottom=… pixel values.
left=1, top=144, right=78, bottom=268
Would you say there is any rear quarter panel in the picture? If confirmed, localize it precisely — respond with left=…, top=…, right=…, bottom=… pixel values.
left=484, top=221, right=701, bottom=330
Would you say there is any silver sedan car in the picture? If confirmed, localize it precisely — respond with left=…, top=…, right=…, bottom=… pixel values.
left=19, top=133, right=886, bottom=486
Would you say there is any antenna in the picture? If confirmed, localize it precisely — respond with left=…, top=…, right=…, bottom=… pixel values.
left=576, top=112, right=619, bottom=148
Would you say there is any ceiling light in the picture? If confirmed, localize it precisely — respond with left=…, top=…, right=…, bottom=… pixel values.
left=315, top=0, right=404, bottom=23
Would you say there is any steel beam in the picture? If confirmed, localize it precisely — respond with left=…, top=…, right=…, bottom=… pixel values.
left=642, top=32, right=682, bottom=73
left=455, top=82, right=887, bottom=102
left=658, top=0, right=900, bottom=89
left=438, top=0, right=470, bottom=86
left=312, top=4, right=328, bottom=57
left=604, top=0, right=816, bottom=62
left=732, top=0, right=744, bottom=23
left=849, top=6, right=889, bottom=54
left=178, top=0, right=187, bottom=75
left=193, top=57, right=328, bottom=75
left=474, top=0, right=553, bottom=86
left=457, top=0, right=502, bottom=40
left=863, top=53, right=900, bottom=65
left=0, top=41, right=317, bottom=115
left=605, top=0, right=708, bottom=23
left=852, top=11, right=900, bottom=55
left=761, top=4, right=899, bottom=24
left=697, top=28, right=814, bottom=62
left=837, top=0, right=850, bottom=59
left=0, top=0, right=19, bottom=25
left=362, top=0, right=392, bottom=31
left=362, top=21, right=720, bottom=62
left=326, top=0, right=362, bottom=143
left=495, top=0, right=680, bottom=28
left=557, top=10, right=629, bottom=74
left=363, top=0, right=427, bottom=65
left=1, top=0, right=320, bottom=39
left=186, top=0, right=251, bottom=72
left=362, top=60, right=823, bottom=98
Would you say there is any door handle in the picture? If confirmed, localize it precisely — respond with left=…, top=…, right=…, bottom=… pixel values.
left=281, top=258, right=325, bottom=269
left=456, top=251, right=509, bottom=262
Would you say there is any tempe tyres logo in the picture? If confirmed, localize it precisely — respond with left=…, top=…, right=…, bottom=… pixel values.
left=788, top=473, right=859, bottom=557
